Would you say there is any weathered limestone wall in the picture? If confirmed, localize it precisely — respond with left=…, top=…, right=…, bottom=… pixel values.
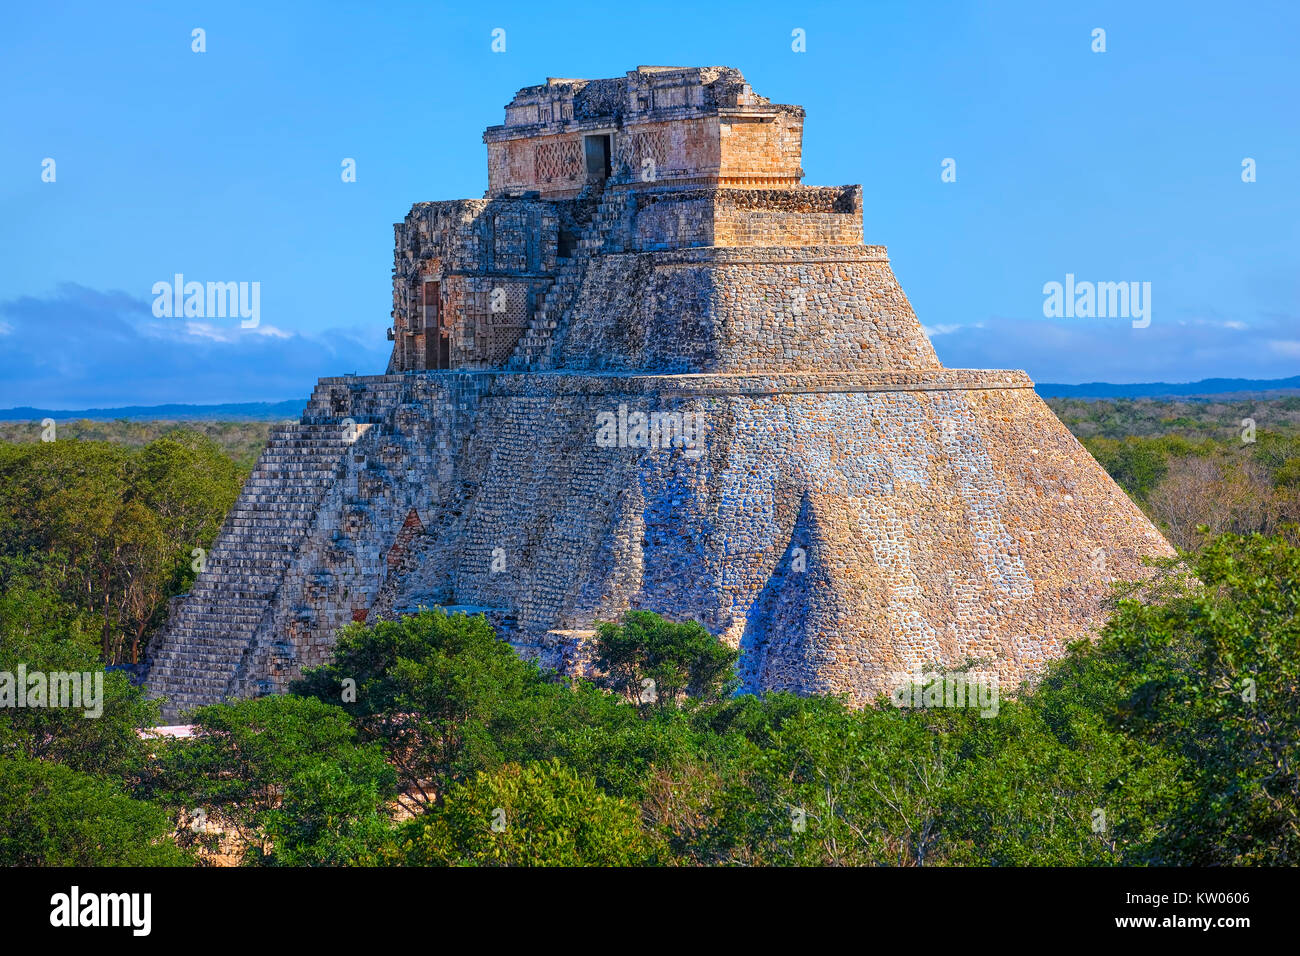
left=146, top=420, right=364, bottom=718
left=157, top=360, right=1170, bottom=721
left=231, top=375, right=480, bottom=701
left=148, top=374, right=489, bottom=721
left=487, top=129, right=595, bottom=198
left=365, top=369, right=1172, bottom=698
left=487, top=112, right=805, bottom=198
left=632, top=187, right=863, bottom=249
left=554, top=246, right=940, bottom=374
left=713, top=205, right=858, bottom=247
left=390, top=199, right=558, bottom=371
left=716, top=111, right=804, bottom=186
left=617, top=117, right=720, bottom=186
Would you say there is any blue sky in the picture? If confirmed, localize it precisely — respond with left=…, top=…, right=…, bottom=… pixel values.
left=1, top=0, right=1296, bottom=407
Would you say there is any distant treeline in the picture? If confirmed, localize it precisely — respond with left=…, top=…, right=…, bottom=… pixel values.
left=1047, top=397, right=1300, bottom=549
left=0, top=420, right=274, bottom=471
left=1037, top=375, right=1300, bottom=398
left=0, top=433, right=244, bottom=665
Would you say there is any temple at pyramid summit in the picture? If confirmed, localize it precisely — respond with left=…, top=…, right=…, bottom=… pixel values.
left=146, top=66, right=1174, bottom=721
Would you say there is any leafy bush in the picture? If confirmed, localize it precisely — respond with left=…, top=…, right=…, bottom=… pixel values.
left=147, top=695, right=396, bottom=865
left=0, top=755, right=191, bottom=866
left=393, top=760, right=652, bottom=866
left=593, top=610, right=739, bottom=710
left=0, top=433, right=243, bottom=663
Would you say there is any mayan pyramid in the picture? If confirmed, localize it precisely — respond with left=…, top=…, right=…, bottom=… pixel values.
left=147, top=66, right=1174, bottom=721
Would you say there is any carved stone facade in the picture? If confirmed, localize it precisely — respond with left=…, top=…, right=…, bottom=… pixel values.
left=147, top=67, right=1173, bottom=721
left=485, top=66, right=802, bottom=200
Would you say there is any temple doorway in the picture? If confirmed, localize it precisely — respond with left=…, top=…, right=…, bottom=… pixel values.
left=584, top=134, right=612, bottom=182
left=421, top=280, right=447, bottom=370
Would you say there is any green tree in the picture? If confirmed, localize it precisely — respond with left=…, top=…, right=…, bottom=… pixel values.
left=148, top=694, right=396, bottom=865
left=702, top=674, right=1184, bottom=867
left=0, top=434, right=242, bottom=664
left=710, top=695, right=954, bottom=865
left=1082, top=531, right=1300, bottom=864
left=262, top=761, right=397, bottom=866
left=1084, top=436, right=1169, bottom=502
left=0, top=755, right=190, bottom=866
left=593, top=610, right=739, bottom=711
left=294, top=609, right=562, bottom=807
left=0, top=586, right=160, bottom=779
left=296, top=609, right=713, bottom=809
left=394, top=759, right=653, bottom=866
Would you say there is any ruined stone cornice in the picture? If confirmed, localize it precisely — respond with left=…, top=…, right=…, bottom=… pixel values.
left=486, top=369, right=1034, bottom=397
left=645, top=244, right=890, bottom=265
left=482, top=102, right=797, bottom=144
left=312, top=369, right=1036, bottom=397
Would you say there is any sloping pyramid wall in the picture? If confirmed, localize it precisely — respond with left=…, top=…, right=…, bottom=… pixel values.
left=148, top=201, right=1173, bottom=719
left=368, top=368, right=1171, bottom=701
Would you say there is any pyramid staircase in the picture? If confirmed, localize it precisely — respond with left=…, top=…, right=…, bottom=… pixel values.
left=146, top=421, right=371, bottom=720
left=303, top=374, right=408, bottom=424
left=505, top=185, right=637, bottom=370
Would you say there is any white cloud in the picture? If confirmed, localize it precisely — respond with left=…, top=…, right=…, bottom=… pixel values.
left=0, top=283, right=390, bottom=407
left=182, top=321, right=237, bottom=342
left=1267, top=339, right=1300, bottom=357
left=249, top=324, right=293, bottom=339
left=929, top=312, right=1300, bottom=383
left=178, top=321, right=294, bottom=342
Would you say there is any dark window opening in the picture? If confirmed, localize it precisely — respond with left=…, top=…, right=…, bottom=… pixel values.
left=421, top=281, right=439, bottom=331
left=584, top=134, right=612, bottom=181
left=422, top=281, right=445, bottom=370
left=558, top=227, right=577, bottom=259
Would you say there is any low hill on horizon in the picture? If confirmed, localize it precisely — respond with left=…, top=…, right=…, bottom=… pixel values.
left=1034, top=374, right=1300, bottom=399
left=0, top=400, right=308, bottom=422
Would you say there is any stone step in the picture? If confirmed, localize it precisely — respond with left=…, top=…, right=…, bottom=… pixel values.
left=149, top=417, right=372, bottom=720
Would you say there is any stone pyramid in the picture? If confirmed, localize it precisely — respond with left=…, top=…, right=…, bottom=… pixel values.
left=147, top=67, right=1173, bottom=721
